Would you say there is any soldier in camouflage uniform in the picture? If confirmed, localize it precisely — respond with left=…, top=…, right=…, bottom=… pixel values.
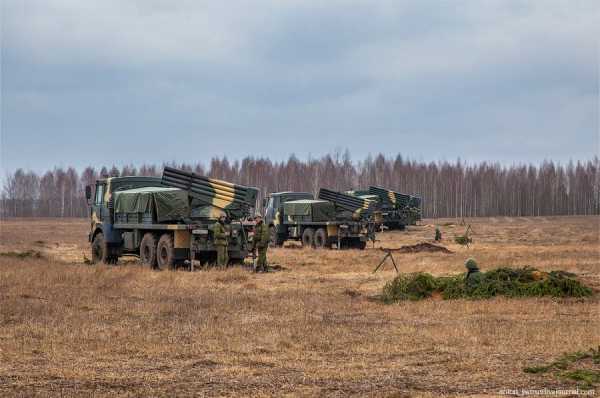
left=465, top=258, right=482, bottom=288
left=252, top=215, right=270, bottom=272
left=213, top=215, right=229, bottom=266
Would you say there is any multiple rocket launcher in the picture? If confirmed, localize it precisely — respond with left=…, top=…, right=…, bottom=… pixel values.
left=116, top=166, right=421, bottom=226
left=345, top=186, right=422, bottom=226
left=367, top=186, right=422, bottom=223
left=161, top=166, right=259, bottom=220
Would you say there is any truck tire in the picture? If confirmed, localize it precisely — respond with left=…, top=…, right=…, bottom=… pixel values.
left=355, top=240, right=367, bottom=250
left=301, top=228, right=315, bottom=248
left=156, top=233, right=175, bottom=270
left=91, top=232, right=109, bottom=264
left=314, top=228, right=328, bottom=249
left=140, top=233, right=157, bottom=268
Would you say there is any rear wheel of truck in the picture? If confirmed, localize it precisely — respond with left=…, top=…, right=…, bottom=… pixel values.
left=301, top=228, right=315, bottom=248
left=156, top=233, right=175, bottom=270
left=91, top=232, right=108, bottom=264
left=139, top=233, right=157, bottom=268
left=314, top=228, right=328, bottom=249
left=355, top=240, right=367, bottom=250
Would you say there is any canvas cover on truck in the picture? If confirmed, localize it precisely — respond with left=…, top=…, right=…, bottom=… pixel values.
left=114, top=187, right=190, bottom=223
left=283, top=199, right=336, bottom=222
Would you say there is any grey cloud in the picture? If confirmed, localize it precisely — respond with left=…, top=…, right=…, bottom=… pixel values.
left=1, top=0, right=598, bottom=174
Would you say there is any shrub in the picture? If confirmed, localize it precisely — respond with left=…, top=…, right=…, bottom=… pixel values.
left=381, top=273, right=438, bottom=303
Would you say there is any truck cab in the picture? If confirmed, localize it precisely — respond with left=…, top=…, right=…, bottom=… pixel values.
left=263, top=192, right=314, bottom=238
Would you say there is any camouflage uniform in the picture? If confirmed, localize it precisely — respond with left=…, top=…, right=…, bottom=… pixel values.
left=465, top=258, right=482, bottom=288
left=213, top=220, right=229, bottom=266
left=253, top=221, right=270, bottom=272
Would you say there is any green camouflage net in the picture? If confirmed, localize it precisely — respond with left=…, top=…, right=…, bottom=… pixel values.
left=381, top=267, right=593, bottom=303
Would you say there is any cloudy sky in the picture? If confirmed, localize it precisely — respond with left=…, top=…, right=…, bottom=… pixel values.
left=1, top=0, right=598, bottom=173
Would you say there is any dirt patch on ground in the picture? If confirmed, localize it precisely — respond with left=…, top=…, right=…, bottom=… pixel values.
left=387, top=242, right=454, bottom=254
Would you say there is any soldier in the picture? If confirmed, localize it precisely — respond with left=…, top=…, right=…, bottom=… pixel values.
left=434, top=227, right=442, bottom=242
left=252, top=215, right=270, bottom=272
left=465, top=258, right=482, bottom=288
left=213, top=215, right=229, bottom=266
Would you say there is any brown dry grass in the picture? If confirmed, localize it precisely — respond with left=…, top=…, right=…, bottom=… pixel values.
left=0, top=216, right=598, bottom=397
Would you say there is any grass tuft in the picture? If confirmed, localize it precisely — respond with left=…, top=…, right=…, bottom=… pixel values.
left=524, top=347, right=600, bottom=387
left=0, top=250, right=44, bottom=259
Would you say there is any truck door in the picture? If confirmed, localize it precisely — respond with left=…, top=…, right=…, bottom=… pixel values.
left=265, top=196, right=276, bottom=225
left=93, top=183, right=107, bottom=222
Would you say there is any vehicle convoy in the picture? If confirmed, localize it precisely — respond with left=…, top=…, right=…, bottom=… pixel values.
left=263, top=189, right=378, bottom=250
left=86, top=167, right=258, bottom=268
left=346, top=186, right=422, bottom=228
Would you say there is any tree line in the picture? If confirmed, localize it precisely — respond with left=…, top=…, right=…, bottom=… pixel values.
left=2, top=153, right=599, bottom=219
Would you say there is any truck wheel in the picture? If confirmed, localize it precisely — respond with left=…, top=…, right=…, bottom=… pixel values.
left=314, top=228, right=328, bottom=249
left=355, top=240, right=367, bottom=250
left=91, top=232, right=108, bottom=264
left=301, top=228, right=315, bottom=248
left=156, top=233, right=175, bottom=270
left=139, top=233, right=157, bottom=268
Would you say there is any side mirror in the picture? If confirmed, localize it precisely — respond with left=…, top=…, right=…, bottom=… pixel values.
left=262, top=198, right=267, bottom=208
left=85, top=185, right=92, bottom=201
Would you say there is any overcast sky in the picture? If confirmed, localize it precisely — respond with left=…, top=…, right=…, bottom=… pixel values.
left=1, top=0, right=598, bottom=174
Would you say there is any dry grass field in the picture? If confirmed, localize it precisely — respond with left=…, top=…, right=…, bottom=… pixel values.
left=0, top=216, right=598, bottom=397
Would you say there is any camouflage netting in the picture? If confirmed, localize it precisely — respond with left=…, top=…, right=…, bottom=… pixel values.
left=381, top=267, right=593, bottom=303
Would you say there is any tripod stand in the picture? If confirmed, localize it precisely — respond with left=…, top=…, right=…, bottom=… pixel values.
left=373, top=249, right=399, bottom=274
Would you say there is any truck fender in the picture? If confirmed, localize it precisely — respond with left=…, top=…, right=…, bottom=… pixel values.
left=91, top=227, right=104, bottom=242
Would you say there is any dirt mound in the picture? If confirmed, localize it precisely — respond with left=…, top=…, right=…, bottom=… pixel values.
left=393, top=242, right=453, bottom=254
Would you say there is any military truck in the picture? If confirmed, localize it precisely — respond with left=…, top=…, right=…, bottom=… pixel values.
left=367, top=186, right=422, bottom=226
left=263, top=190, right=377, bottom=250
left=345, top=189, right=407, bottom=230
left=86, top=167, right=258, bottom=269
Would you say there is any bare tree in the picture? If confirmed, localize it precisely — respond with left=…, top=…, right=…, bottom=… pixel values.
left=1, top=154, right=599, bottom=218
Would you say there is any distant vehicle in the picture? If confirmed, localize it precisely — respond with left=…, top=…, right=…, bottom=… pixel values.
left=347, top=186, right=422, bottom=228
left=345, top=189, right=406, bottom=230
left=86, top=167, right=258, bottom=268
left=262, top=190, right=377, bottom=250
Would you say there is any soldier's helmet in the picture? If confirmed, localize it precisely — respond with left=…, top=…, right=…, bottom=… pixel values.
left=465, top=258, right=479, bottom=271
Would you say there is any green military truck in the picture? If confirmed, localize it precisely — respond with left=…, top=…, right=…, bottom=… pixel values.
left=86, top=167, right=258, bottom=269
left=346, top=186, right=422, bottom=228
left=368, top=186, right=422, bottom=226
left=263, top=190, right=377, bottom=250
left=345, top=189, right=407, bottom=230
